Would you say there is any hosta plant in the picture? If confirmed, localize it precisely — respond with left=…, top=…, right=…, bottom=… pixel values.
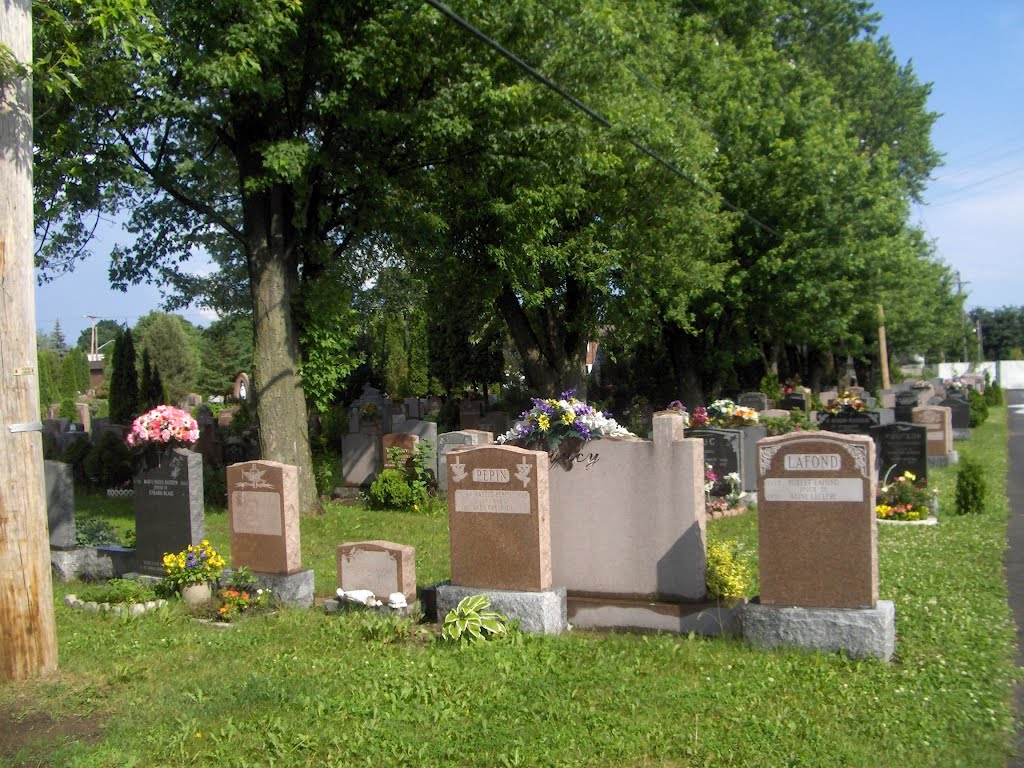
left=441, top=595, right=508, bottom=643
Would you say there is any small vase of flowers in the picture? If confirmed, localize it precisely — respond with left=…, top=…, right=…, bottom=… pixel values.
left=163, top=540, right=226, bottom=603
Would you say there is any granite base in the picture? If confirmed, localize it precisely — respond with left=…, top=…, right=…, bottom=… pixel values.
left=927, top=450, right=959, bottom=468
left=567, top=594, right=745, bottom=637
left=436, top=584, right=567, bottom=635
left=252, top=569, right=315, bottom=609
left=741, top=599, right=896, bottom=661
left=50, top=546, right=137, bottom=582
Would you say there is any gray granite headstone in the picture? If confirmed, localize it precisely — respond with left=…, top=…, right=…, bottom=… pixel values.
left=436, top=431, right=474, bottom=491
left=341, top=432, right=380, bottom=487
left=689, top=427, right=763, bottom=492
left=133, top=448, right=204, bottom=576
left=737, top=392, right=768, bottom=412
left=817, top=410, right=880, bottom=435
left=894, top=391, right=918, bottom=423
left=940, top=397, right=971, bottom=430
left=44, top=460, right=76, bottom=549
left=779, top=393, right=808, bottom=412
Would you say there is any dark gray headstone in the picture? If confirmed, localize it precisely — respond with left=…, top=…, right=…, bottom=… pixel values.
left=341, top=432, right=380, bottom=487
left=436, top=430, right=474, bottom=491
left=688, top=427, right=763, bottom=492
left=54, top=431, right=90, bottom=457
left=779, top=393, right=808, bottom=412
left=894, top=391, right=918, bottom=423
left=42, top=418, right=66, bottom=437
left=817, top=410, right=880, bottom=435
left=871, top=423, right=928, bottom=484
left=940, top=397, right=971, bottom=430
left=133, top=448, right=204, bottom=576
left=44, top=460, right=76, bottom=549
left=737, top=392, right=768, bottom=412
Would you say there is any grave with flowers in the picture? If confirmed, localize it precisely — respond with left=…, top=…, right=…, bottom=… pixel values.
left=128, top=405, right=204, bottom=576
left=441, top=393, right=738, bottom=636
left=671, top=399, right=765, bottom=493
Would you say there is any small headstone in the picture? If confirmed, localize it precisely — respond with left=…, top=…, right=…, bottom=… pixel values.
left=436, top=431, right=476, bottom=492
left=44, top=460, right=76, bottom=549
left=818, top=390, right=839, bottom=408
left=757, top=431, right=877, bottom=609
left=133, top=448, right=204, bottom=576
left=381, top=432, right=419, bottom=469
left=894, top=391, right=918, bottom=423
left=912, top=406, right=953, bottom=457
left=446, top=445, right=550, bottom=592
left=871, top=423, right=928, bottom=484
left=778, top=393, right=808, bottom=412
left=341, top=433, right=380, bottom=487
left=688, top=426, right=764, bottom=492
left=880, top=390, right=897, bottom=409
left=228, top=461, right=301, bottom=575
left=940, top=397, right=971, bottom=430
left=817, top=410, right=880, bottom=435
left=760, top=408, right=792, bottom=420
left=737, top=392, right=769, bottom=412
left=336, top=540, right=416, bottom=602
left=42, top=418, right=66, bottom=437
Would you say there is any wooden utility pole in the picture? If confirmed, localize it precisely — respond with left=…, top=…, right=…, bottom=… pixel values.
left=878, top=304, right=891, bottom=390
left=1, top=0, right=59, bottom=681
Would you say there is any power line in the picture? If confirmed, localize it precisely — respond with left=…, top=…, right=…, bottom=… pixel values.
left=420, top=0, right=780, bottom=239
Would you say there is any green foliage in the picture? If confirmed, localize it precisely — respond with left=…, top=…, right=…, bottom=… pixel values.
left=83, top=430, right=134, bottom=489
left=225, top=566, right=260, bottom=594
left=955, top=458, right=987, bottom=515
left=984, top=380, right=1004, bottom=407
left=311, top=452, right=338, bottom=498
left=367, top=469, right=423, bottom=512
left=133, top=312, right=202, bottom=405
left=758, top=374, right=783, bottom=403
left=346, top=610, right=427, bottom=646
left=441, top=594, right=508, bottom=643
left=296, top=274, right=362, bottom=415
left=37, top=347, right=60, bottom=417
left=196, top=315, right=255, bottom=397
left=968, top=388, right=989, bottom=427
left=75, top=517, right=126, bottom=547
left=59, top=397, right=77, bottom=420
left=60, top=347, right=90, bottom=398
left=203, top=461, right=227, bottom=508
left=705, top=539, right=752, bottom=598
left=761, top=411, right=818, bottom=436
left=76, top=578, right=156, bottom=605
left=108, top=329, right=138, bottom=425
left=60, top=435, right=93, bottom=483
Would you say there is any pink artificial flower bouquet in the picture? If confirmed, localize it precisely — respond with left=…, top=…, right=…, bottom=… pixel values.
left=127, top=405, right=200, bottom=449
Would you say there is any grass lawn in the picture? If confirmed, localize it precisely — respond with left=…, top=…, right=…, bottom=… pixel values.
left=0, top=407, right=1018, bottom=766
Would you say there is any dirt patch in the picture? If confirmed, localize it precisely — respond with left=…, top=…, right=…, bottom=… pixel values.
left=0, top=701, right=106, bottom=766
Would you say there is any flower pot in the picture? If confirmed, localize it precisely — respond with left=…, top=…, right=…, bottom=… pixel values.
left=181, top=582, right=213, bottom=605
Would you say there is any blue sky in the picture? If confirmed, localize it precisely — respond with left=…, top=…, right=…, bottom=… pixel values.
left=34, top=1, right=1024, bottom=344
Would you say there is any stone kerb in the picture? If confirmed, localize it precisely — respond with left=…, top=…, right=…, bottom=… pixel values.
left=548, top=411, right=707, bottom=601
left=756, top=431, right=878, bottom=609
left=446, top=444, right=551, bottom=592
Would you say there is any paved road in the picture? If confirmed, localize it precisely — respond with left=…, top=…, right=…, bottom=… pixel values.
left=1005, top=389, right=1024, bottom=767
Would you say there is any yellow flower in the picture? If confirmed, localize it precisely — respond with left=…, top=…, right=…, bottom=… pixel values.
left=537, top=414, right=550, bottom=432
left=561, top=411, right=575, bottom=426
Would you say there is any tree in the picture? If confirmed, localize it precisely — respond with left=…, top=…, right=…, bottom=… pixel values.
left=196, top=315, right=254, bottom=397
left=972, top=307, right=1024, bottom=361
left=132, top=312, right=201, bottom=405
left=108, top=329, right=139, bottom=425
left=58, top=347, right=90, bottom=398
left=139, top=348, right=165, bottom=409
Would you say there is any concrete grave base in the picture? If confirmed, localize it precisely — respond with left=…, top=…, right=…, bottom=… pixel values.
left=741, top=599, right=896, bottom=661
left=252, top=569, right=315, bottom=609
left=927, top=450, right=959, bottom=468
left=567, top=594, right=745, bottom=637
left=952, top=428, right=970, bottom=441
left=436, top=584, right=567, bottom=635
left=50, top=546, right=137, bottom=582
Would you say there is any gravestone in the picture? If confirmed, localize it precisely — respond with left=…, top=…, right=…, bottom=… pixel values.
left=381, top=432, right=419, bottom=469
left=779, top=393, right=808, bottom=412
left=42, top=418, right=67, bottom=438
left=341, top=433, right=380, bottom=487
left=133, top=448, right=204, bottom=576
left=871, top=423, right=928, bottom=484
left=461, top=429, right=495, bottom=446
left=760, top=408, right=792, bottom=420
left=940, top=396, right=971, bottom=434
left=880, top=390, right=897, bottom=409
left=757, top=431, right=877, bottom=608
left=818, top=390, right=839, bottom=408
left=688, top=426, right=764, bottom=492
left=195, top=405, right=222, bottom=467
left=817, top=410, right=880, bottom=435
left=227, top=461, right=301, bottom=574
left=75, top=402, right=91, bottom=434
left=737, top=392, right=768, bottom=412
left=349, top=385, right=391, bottom=435
left=436, top=431, right=475, bottom=492
left=337, top=540, right=416, bottom=602
left=446, top=444, right=551, bottom=592
left=894, top=391, right=918, bottom=423
left=912, top=384, right=934, bottom=405
left=913, top=406, right=954, bottom=458
left=44, top=460, right=76, bottom=550
left=459, top=399, right=484, bottom=430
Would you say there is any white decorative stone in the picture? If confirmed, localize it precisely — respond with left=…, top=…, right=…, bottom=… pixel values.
left=64, top=594, right=77, bottom=606
left=129, top=604, right=145, bottom=616
left=341, top=589, right=377, bottom=606
left=388, top=592, right=408, bottom=609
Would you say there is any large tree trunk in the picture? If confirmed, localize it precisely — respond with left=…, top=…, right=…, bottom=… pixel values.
left=242, top=180, right=319, bottom=515
left=0, top=0, right=59, bottom=680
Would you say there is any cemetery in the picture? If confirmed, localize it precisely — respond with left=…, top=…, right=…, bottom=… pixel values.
left=4, top=2, right=1024, bottom=765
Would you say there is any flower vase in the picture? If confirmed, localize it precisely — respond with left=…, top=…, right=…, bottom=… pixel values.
left=181, top=582, right=213, bottom=605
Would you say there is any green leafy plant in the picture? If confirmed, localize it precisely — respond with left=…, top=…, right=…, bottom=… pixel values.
left=214, top=586, right=272, bottom=622
left=984, top=380, right=1003, bottom=406
left=441, top=594, right=508, bottom=643
left=225, top=566, right=260, bottom=593
left=84, top=430, right=135, bottom=489
left=955, top=458, right=987, bottom=515
left=705, top=539, right=751, bottom=598
left=76, top=578, right=157, bottom=605
left=75, top=517, right=125, bottom=547
left=312, top=450, right=338, bottom=497
left=348, top=610, right=427, bottom=645
left=968, top=389, right=989, bottom=427
left=367, top=468, right=422, bottom=511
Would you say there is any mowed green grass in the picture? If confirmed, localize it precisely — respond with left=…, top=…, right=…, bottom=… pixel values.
left=0, top=407, right=1017, bottom=767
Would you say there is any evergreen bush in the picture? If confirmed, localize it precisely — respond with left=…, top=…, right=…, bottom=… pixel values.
left=984, top=380, right=1003, bottom=407
left=109, top=329, right=139, bottom=425
left=955, top=458, right=987, bottom=515
left=84, top=430, right=135, bottom=489
left=968, top=389, right=989, bottom=427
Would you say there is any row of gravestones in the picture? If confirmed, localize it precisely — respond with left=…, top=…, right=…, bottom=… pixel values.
left=437, top=421, right=894, bottom=658
left=686, top=402, right=962, bottom=496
